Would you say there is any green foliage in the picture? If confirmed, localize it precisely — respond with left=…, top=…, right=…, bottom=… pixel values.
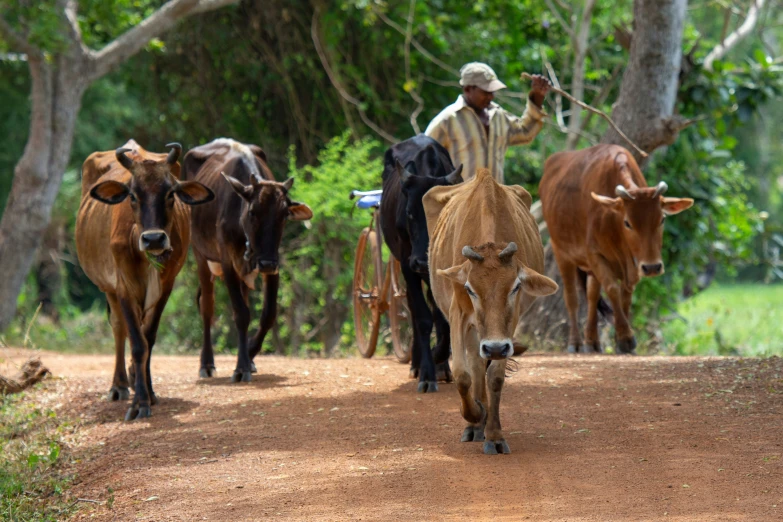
left=0, top=390, right=75, bottom=520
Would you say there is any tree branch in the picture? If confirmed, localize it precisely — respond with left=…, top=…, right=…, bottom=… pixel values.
left=403, top=0, right=424, bottom=134
left=522, top=72, right=648, bottom=158
left=565, top=0, right=597, bottom=150
left=544, top=0, right=576, bottom=45
left=311, top=8, right=398, bottom=144
left=704, top=0, right=766, bottom=71
left=0, top=14, right=41, bottom=58
left=88, top=0, right=238, bottom=81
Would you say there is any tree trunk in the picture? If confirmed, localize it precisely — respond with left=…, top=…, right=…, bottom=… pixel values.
left=0, top=54, right=86, bottom=330
left=520, top=0, right=688, bottom=349
left=565, top=0, right=597, bottom=150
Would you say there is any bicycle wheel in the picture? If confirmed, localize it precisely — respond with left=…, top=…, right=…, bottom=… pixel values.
left=353, top=227, right=381, bottom=358
left=389, top=258, right=413, bottom=363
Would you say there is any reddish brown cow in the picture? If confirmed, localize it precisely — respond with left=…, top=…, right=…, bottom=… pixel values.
left=75, top=140, right=214, bottom=420
left=539, top=144, right=693, bottom=354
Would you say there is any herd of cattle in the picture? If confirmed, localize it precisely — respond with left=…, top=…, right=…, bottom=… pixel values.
left=74, top=137, right=692, bottom=453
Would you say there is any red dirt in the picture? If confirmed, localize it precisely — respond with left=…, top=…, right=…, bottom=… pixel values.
left=3, top=348, right=782, bottom=521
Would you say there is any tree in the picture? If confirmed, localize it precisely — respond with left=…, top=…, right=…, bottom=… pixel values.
left=0, top=0, right=239, bottom=330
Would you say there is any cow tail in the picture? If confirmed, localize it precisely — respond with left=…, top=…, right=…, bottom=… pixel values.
left=576, top=268, right=614, bottom=323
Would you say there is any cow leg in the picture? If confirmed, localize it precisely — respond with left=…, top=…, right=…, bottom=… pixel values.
left=119, top=299, right=151, bottom=421
left=463, top=326, right=488, bottom=441
left=195, top=252, right=217, bottom=378
left=583, top=274, right=602, bottom=353
left=450, top=305, right=485, bottom=440
left=403, top=267, right=437, bottom=393
left=483, top=359, right=510, bottom=455
left=224, top=266, right=253, bottom=382
left=248, top=273, right=279, bottom=370
left=620, top=286, right=637, bottom=353
left=428, top=287, right=452, bottom=383
left=141, top=286, right=173, bottom=407
left=557, top=258, right=583, bottom=353
left=591, top=257, right=635, bottom=354
left=106, top=294, right=130, bottom=401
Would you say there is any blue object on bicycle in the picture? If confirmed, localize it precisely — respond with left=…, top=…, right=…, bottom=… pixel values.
left=356, top=193, right=382, bottom=209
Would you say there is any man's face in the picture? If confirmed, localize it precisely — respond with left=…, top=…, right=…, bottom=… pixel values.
left=463, top=86, right=494, bottom=111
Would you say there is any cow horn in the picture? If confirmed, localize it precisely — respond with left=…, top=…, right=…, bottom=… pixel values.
left=462, top=246, right=484, bottom=262
left=115, top=147, right=134, bottom=170
left=652, top=181, right=668, bottom=198
left=165, top=142, right=182, bottom=165
left=498, top=242, right=517, bottom=261
left=615, top=185, right=635, bottom=201
left=281, top=177, right=294, bottom=193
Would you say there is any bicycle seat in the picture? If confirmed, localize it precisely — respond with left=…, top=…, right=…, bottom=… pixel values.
left=350, top=189, right=383, bottom=209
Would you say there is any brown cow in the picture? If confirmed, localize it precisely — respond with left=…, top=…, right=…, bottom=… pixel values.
left=182, top=138, right=313, bottom=382
left=425, top=168, right=557, bottom=454
left=75, top=140, right=214, bottom=420
left=539, top=144, right=694, bottom=354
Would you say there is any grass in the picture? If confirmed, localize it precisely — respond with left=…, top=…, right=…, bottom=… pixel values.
left=662, top=283, right=783, bottom=357
left=0, top=387, right=76, bottom=521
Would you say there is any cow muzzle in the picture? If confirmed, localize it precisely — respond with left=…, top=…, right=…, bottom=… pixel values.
left=139, top=230, right=171, bottom=254
left=479, top=339, right=513, bottom=360
left=255, top=259, right=279, bottom=275
left=641, top=262, right=664, bottom=277
left=409, top=256, right=429, bottom=275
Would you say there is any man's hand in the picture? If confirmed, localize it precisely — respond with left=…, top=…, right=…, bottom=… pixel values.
left=529, top=74, right=551, bottom=108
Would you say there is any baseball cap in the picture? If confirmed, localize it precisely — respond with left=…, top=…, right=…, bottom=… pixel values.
left=459, top=62, right=507, bottom=92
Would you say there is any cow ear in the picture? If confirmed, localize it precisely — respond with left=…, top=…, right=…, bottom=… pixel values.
left=396, top=160, right=415, bottom=184
left=591, top=192, right=623, bottom=212
left=519, top=266, right=559, bottom=297
left=221, top=172, right=253, bottom=201
left=662, top=197, right=694, bottom=216
left=437, top=261, right=469, bottom=285
left=174, top=181, right=215, bottom=206
left=288, top=201, right=313, bottom=221
left=90, top=180, right=129, bottom=205
left=445, top=164, right=464, bottom=185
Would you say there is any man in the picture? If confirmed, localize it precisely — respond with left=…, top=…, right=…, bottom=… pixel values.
left=425, top=62, right=551, bottom=183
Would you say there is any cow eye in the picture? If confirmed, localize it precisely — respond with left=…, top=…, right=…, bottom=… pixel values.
left=129, top=193, right=137, bottom=203
left=510, top=282, right=522, bottom=295
left=624, top=219, right=632, bottom=230
left=464, top=285, right=476, bottom=298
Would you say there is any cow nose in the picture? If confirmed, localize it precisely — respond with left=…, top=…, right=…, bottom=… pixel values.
left=480, top=340, right=513, bottom=360
left=410, top=257, right=428, bottom=274
left=641, top=263, right=663, bottom=276
left=256, top=260, right=279, bottom=274
left=140, top=231, right=167, bottom=251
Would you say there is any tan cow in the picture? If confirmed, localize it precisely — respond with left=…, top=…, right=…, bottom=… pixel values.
left=539, top=144, right=694, bottom=354
left=425, top=168, right=557, bottom=454
left=76, top=140, right=214, bottom=420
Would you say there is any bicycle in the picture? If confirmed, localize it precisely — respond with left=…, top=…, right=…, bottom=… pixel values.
left=349, top=189, right=413, bottom=362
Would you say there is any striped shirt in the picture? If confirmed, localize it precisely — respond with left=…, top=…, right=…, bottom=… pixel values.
left=424, top=95, right=546, bottom=183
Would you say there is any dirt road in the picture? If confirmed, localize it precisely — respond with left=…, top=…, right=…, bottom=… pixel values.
left=4, top=349, right=782, bottom=521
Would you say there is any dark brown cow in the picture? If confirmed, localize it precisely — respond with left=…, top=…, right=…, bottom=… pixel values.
left=75, top=140, right=214, bottom=420
left=182, top=138, right=312, bottom=382
left=539, top=144, right=693, bottom=354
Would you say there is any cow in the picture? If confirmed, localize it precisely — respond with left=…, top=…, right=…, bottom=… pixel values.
left=425, top=168, right=558, bottom=454
left=379, top=135, right=463, bottom=393
left=75, top=140, right=215, bottom=420
left=539, top=144, right=694, bottom=354
left=181, top=138, right=313, bottom=383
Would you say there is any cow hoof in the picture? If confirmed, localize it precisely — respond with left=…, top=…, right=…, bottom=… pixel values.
left=409, top=367, right=419, bottom=380
left=250, top=361, right=257, bottom=374
left=124, top=405, right=151, bottom=421
left=199, top=366, right=217, bottom=378
left=483, top=439, right=511, bottom=455
left=616, top=336, right=637, bottom=354
left=231, top=370, right=252, bottom=383
left=436, top=363, right=453, bottom=383
left=417, top=381, right=438, bottom=393
left=578, top=344, right=597, bottom=354
left=461, top=425, right=485, bottom=442
left=566, top=344, right=580, bottom=354
left=107, top=386, right=130, bottom=402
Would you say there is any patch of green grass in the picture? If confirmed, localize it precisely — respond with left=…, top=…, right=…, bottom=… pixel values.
left=663, top=283, right=783, bottom=356
left=1, top=389, right=76, bottom=521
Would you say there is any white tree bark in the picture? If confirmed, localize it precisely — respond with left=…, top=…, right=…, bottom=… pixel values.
left=703, top=0, right=766, bottom=72
left=0, top=0, right=239, bottom=330
left=565, top=0, right=597, bottom=150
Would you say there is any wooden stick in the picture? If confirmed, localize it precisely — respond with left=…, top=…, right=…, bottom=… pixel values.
left=521, top=72, right=649, bottom=158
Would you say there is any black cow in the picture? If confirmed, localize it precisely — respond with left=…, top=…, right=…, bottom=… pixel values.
left=182, top=138, right=313, bottom=382
left=380, top=135, right=463, bottom=393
